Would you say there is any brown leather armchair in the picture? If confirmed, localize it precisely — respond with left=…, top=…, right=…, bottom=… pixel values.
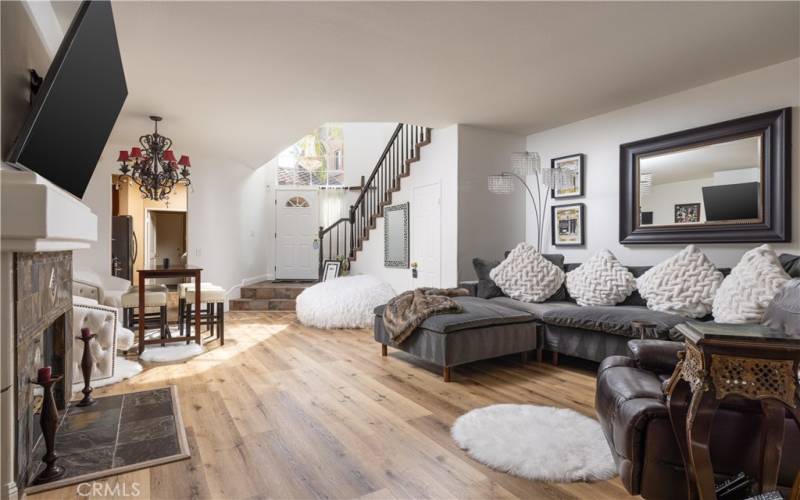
left=595, top=339, right=800, bottom=499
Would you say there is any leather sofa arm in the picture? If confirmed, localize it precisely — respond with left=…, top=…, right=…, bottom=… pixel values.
left=458, top=281, right=479, bottom=297
left=627, top=339, right=683, bottom=375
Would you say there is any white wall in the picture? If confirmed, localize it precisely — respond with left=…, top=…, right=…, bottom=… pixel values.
left=74, top=144, right=271, bottom=300
left=640, top=177, right=711, bottom=226
left=525, top=59, right=800, bottom=267
left=350, top=125, right=459, bottom=292
left=457, top=125, right=526, bottom=280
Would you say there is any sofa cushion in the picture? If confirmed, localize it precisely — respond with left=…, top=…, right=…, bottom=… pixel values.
left=779, top=253, right=800, bottom=278
left=472, top=258, right=507, bottom=299
left=566, top=249, right=636, bottom=306
left=637, top=245, right=724, bottom=319
left=374, top=296, right=534, bottom=334
left=490, top=243, right=565, bottom=303
left=489, top=297, right=576, bottom=321
left=713, top=244, right=791, bottom=324
left=473, top=253, right=566, bottom=300
left=541, top=305, right=685, bottom=338
left=762, top=279, right=800, bottom=335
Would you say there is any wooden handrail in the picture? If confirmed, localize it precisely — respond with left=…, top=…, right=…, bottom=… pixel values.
left=350, top=122, right=404, bottom=220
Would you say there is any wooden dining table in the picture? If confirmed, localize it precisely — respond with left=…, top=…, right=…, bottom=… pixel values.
left=137, top=264, right=203, bottom=354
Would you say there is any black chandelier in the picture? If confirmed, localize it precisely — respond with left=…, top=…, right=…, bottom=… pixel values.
left=117, top=116, right=191, bottom=201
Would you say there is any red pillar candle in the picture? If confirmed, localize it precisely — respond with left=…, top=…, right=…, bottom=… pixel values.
left=81, top=327, right=92, bottom=339
left=37, top=366, right=52, bottom=384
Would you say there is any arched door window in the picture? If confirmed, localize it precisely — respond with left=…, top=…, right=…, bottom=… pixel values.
left=285, top=196, right=310, bottom=208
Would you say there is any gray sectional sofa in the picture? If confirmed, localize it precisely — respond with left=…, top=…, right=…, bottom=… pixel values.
left=459, top=252, right=800, bottom=364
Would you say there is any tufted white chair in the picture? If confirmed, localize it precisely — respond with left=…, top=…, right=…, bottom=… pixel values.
left=72, top=302, right=119, bottom=383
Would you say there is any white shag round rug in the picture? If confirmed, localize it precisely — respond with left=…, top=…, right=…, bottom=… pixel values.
left=296, top=274, right=396, bottom=329
left=138, top=342, right=204, bottom=363
left=451, top=404, right=617, bottom=482
left=71, top=357, right=142, bottom=395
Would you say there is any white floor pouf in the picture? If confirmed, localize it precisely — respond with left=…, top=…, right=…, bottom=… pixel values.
left=296, top=275, right=396, bottom=329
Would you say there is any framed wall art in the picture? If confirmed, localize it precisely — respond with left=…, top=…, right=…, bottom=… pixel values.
left=551, top=203, right=585, bottom=246
left=551, top=154, right=585, bottom=198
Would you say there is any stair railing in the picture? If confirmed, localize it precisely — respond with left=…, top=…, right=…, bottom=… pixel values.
left=318, top=123, right=431, bottom=278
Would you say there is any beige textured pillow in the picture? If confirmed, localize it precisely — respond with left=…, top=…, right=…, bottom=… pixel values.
left=712, top=244, right=791, bottom=324
left=637, top=245, right=723, bottom=318
left=489, top=243, right=564, bottom=303
left=566, top=249, right=635, bottom=306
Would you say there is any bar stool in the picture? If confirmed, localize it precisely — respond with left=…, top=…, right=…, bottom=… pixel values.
left=182, top=284, right=225, bottom=344
left=178, top=282, right=215, bottom=336
left=121, top=286, right=169, bottom=345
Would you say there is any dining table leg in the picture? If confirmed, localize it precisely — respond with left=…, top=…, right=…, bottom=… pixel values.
left=194, top=271, right=201, bottom=346
left=138, top=272, right=145, bottom=354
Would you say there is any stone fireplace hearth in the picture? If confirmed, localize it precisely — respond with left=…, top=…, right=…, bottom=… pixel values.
left=14, top=251, right=73, bottom=488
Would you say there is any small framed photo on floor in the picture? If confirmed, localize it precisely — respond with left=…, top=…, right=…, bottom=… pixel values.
left=551, top=154, right=585, bottom=198
left=551, top=203, right=585, bottom=246
left=322, top=260, right=341, bottom=282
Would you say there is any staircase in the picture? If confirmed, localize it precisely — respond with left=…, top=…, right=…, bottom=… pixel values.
left=230, top=123, right=431, bottom=312
left=318, top=123, right=432, bottom=277
left=229, top=281, right=311, bottom=311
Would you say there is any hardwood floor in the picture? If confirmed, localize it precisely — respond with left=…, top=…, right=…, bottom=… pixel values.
left=31, top=312, right=635, bottom=500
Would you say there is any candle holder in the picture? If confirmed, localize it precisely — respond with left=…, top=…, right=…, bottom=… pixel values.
left=31, top=375, right=65, bottom=484
left=75, top=332, right=97, bottom=407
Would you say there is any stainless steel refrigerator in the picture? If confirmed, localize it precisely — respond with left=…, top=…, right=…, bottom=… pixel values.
left=111, top=215, right=136, bottom=280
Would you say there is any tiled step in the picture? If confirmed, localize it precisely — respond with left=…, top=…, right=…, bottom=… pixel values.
left=240, top=284, right=306, bottom=299
left=232, top=281, right=314, bottom=311
left=229, top=298, right=296, bottom=311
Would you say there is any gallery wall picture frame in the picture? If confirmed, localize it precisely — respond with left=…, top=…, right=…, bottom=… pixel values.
left=551, top=153, right=585, bottom=199
left=674, top=203, right=701, bottom=224
left=551, top=203, right=585, bottom=246
left=322, top=260, right=341, bottom=282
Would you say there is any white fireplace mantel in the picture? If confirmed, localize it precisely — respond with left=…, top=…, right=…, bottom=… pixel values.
left=1, top=166, right=98, bottom=499
left=1, top=167, right=97, bottom=252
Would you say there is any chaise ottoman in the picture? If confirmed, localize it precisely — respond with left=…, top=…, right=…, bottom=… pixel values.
left=373, top=296, right=541, bottom=381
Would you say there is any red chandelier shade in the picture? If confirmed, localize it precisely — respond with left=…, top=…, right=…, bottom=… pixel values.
left=178, top=155, right=191, bottom=167
left=130, top=147, right=142, bottom=158
left=162, top=150, right=177, bottom=163
left=117, top=150, right=129, bottom=162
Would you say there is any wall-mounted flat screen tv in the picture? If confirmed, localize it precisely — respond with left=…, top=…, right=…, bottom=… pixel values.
left=702, top=182, right=760, bottom=221
left=6, top=0, right=127, bottom=199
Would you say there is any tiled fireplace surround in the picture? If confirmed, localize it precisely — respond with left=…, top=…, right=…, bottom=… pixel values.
left=13, top=251, right=73, bottom=489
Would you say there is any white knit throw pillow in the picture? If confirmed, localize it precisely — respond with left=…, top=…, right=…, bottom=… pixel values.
left=712, top=244, right=791, bottom=324
left=565, top=249, right=635, bottom=307
left=489, top=243, right=564, bottom=303
left=637, top=245, right=723, bottom=318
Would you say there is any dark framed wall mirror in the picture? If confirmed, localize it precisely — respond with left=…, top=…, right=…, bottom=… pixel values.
left=619, top=107, right=791, bottom=244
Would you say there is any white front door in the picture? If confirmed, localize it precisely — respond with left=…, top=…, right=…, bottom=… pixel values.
left=275, top=189, right=319, bottom=280
left=411, top=182, right=441, bottom=287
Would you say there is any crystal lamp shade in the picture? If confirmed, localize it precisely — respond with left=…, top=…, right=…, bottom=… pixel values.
left=488, top=174, right=514, bottom=194
left=510, top=151, right=541, bottom=177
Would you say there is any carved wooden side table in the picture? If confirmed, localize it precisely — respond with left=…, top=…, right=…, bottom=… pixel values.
left=666, top=321, right=800, bottom=500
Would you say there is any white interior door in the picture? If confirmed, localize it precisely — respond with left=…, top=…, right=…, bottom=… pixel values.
left=145, top=210, right=157, bottom=268
left=412, top=182, right=441, bottom=287
left=275, top=189, right=319, bottom=280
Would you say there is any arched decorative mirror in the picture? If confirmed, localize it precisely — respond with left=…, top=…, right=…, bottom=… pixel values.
left=619, top=108, right=791, bottom=244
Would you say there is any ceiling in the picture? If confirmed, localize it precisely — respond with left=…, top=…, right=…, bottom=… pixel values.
left=99, top=1, right=799, bottom=168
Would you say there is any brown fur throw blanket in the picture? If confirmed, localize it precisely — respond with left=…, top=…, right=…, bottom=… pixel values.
left=382, top=287, right=470, bottom=344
